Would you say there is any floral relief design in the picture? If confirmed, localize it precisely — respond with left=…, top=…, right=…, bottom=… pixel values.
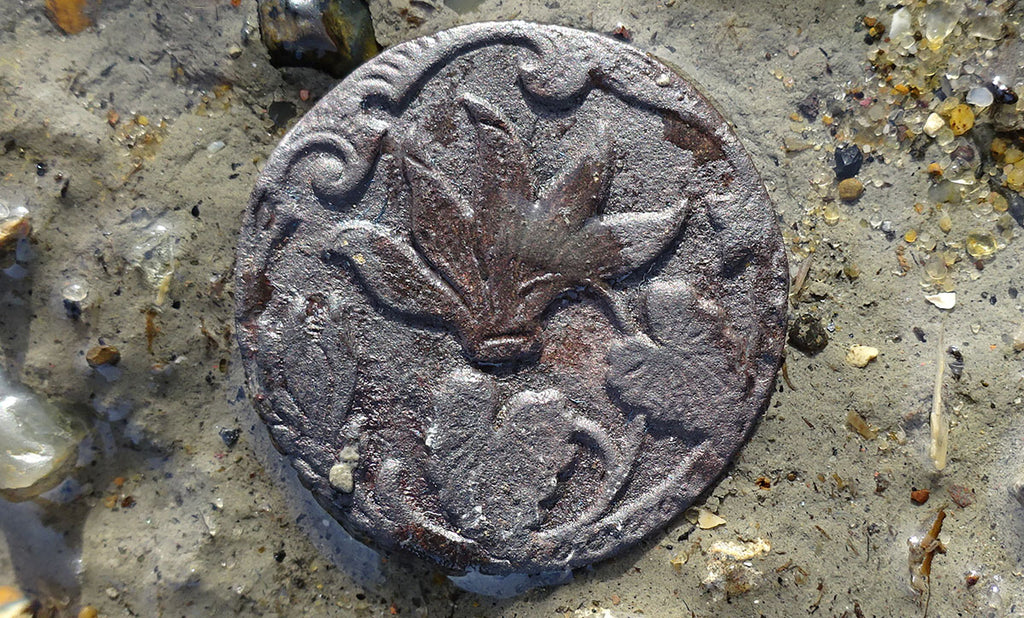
left=332, top=93, right=686, bottom=363
left=606, top=281, right=750, bottom=436
left=418, top=368, right=641, bottom=551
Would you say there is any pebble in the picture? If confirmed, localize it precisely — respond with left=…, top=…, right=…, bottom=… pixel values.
left=788, top=314, right=829, bottom=354
left=328, top=445, right=360, bottom=492
left=207, top=140, right=226, bottom=154
left=965, top=231, right=997, bottom=258
left=258, top=0, right=378, bottom=78
left=947, top=104, right=975, bottom=136
left=0, top=585, right=30, bottom=615
left=0, top=215, right=31, bottom=257
left=889, top=7, right=911, bottom=39
left=910, top=488, right=930, bottom=504
left=1006, top=164, right=1024, bottom=192
left=78, top=607, right=99, bottom=618
left=0, top=371, right=83, bottom=499
left=833, top=144, right=864, bottom=179
left=837, top=178, right=864, bottom=201
left=966, top=86, right=994, bottom=108
left=61, top=279, right=89, bottom=303
left=989, top=78, right=1019, bottom=105
left=845, top=345, right=879, bottom=368
left=219, top=427, right=241, bottom=448
left=923, top=112, right=945, bottom=137
left=86, top=345, right=121, bottom=367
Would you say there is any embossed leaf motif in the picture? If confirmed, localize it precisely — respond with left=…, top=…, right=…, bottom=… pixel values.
left=334, top=94, right=685, bottom=362
left=425, top=370, right=577, bottom=545
left=606, top=282, right=748, bottom=434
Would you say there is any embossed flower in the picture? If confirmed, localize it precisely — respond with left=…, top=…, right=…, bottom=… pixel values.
left=332, top=94, right=686, bottom=363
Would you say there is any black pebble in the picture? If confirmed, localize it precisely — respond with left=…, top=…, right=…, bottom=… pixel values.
left=788, top=314, right=829, bottom=354
left=63, top=299, right=82, bottom=321
left=987, top=81, right=1019, bottom=105
left=834, top=144, right=864, bottom=179
left=268, top=101, right=297, bottom=130
left=219, top=428, right=241, bottom=448
left=274, top=550, right=286, bottom=562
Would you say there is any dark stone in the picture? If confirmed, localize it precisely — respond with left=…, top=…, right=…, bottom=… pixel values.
left=834, top=144, right=863, bottom=179
left=1003, top=188, right=1024, bottom=228
left=236, top=22, right=787, bottom=576
left=219, top=428, right=241, bottom=448
left=267, top=101, right=297, bottom=131
left=788, top=314, right=829, bottom=354
left=913, top=326, right=927, bottom=343
left=796, top=92, right=820, bottom=121
left=63, top=299, right=82, bottom=321
left=988, top=80, right=1019, bottom=105
left=258, top=0, right=379, bottom=79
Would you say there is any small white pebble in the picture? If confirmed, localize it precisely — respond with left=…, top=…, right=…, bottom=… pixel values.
left=923, top=112, right=945, bottom=137
left=207, top=140, right=226, bottom=154
left=655, top=73, right=671, bottom=87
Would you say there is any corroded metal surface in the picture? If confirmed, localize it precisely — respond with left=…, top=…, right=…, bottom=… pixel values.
left=236, top=21, right=787, bottom=575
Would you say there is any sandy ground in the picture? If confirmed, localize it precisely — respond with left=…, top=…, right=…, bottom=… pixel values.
left=1, top=0, right=1023, bottom=616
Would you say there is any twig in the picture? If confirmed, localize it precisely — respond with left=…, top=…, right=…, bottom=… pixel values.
left=930, top=320, right=948, bottom=471
left=789, top=256, right=813, bottom=305
left=908, top=509, right=947, bottom=616
left=781, top=359, right=797, bottom=391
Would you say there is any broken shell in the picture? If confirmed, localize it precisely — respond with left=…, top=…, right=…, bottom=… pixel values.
left=925, top=292, right=956, bottom=309
left=686, top=507, right=726, bottom=529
